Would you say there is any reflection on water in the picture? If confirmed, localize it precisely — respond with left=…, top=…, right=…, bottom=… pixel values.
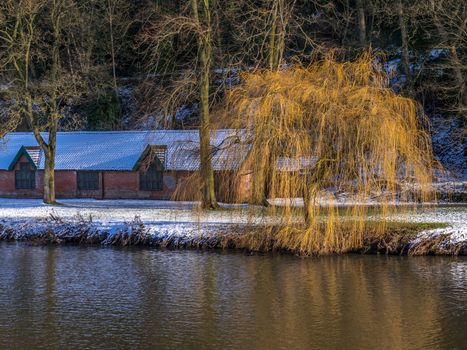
left=0, top=243, right=466, bottom=350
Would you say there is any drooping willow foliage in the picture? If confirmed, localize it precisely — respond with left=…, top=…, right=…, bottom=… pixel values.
left=222, top=53, right=434, bottom=254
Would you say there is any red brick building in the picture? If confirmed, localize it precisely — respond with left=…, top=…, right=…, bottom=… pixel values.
left=0, top=130, right=250, bottom=201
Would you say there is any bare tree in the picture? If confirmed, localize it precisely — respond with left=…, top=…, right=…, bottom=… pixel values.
left=140, top=1, right=218, bottom=209
left=0, top=0, right=80, bottom=203
left=425, top=0, right=466, bottom=113
left=230, top=0, right=306, bottom=70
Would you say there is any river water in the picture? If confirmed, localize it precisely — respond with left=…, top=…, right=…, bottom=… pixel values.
left=0, top=243, right=465, bottom=350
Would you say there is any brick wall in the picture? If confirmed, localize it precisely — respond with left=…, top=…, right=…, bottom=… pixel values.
left=56, top=171, right=77, bottom=197
left=102, top=171, right=182, bottom=199
left=0, top=168, right=193, bottom=200
left=0, top=168, right=251, bottom=201
left=0, top=170, right=43, bottom=198
left=0, top=154, right=44, bottom=197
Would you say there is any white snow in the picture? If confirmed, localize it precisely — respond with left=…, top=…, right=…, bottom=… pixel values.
left=380, top=206, right=467, bottom=244
left=0, top=198, right=260, bottom=227
left=428, top=48, right=447, bottom=61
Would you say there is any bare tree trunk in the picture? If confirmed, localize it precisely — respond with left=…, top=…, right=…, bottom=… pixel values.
left=268, top=1, right=278, bottom=70
left=356, top=0, right=366, bottom=46
left=31, top=121, right=57, bottom=204
left=192, top=0, right=218, bottom=209
left=43, top=136, right=56, bottom=204
left=268, top=0, right=285, bottom=71
left=107, top=0, right=121, bottom=124
left=397, top=0, right=412, bottom=93
left=1, top=1, right=65, bottom=204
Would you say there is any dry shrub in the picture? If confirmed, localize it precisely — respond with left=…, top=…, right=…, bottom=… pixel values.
left=220, top=52, right=434, bottom=255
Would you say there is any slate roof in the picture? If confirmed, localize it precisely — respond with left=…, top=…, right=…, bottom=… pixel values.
left=0, top=130, right=248, bottom=171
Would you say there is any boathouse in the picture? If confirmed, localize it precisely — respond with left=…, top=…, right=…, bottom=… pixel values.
left=0, top=130, right=249, bottom=200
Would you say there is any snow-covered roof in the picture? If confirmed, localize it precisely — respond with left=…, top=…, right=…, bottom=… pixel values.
left=0, top=130, right=247, bottom=171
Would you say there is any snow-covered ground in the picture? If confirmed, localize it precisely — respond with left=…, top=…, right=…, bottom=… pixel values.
left=0, top=198, right=254, bottom=224
left=375, top=206, right=466, bottom=244
left=0, top=199, right=261, bottom=238
left=0, top=198, right=465, bottom=243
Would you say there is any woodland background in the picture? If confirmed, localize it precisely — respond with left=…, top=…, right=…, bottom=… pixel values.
left=0, top=0, right=465, bottom=179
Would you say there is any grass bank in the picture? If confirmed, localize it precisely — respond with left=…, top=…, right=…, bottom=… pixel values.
left=0, top=217, right=463, bottom=256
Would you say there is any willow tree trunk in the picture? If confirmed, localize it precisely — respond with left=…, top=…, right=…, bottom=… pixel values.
left=302, top=183, right=311, bottom=226
left=192, top=0, right=218, bottom=209
left=250, top=158, right=270, bottom=207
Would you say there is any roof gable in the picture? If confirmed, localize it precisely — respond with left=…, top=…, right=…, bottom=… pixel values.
left=133, top=145, right=166, bottom=171
left=8, top=146, right=41, bottom=170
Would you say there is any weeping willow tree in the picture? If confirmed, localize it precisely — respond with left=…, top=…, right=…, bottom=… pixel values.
left=223, top=53, right=434, bottom=254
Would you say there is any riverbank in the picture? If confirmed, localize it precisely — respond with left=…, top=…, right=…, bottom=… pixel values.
left=0, top=217, right=463, bottom=255
left=0, top=199, right=465, bottom=255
